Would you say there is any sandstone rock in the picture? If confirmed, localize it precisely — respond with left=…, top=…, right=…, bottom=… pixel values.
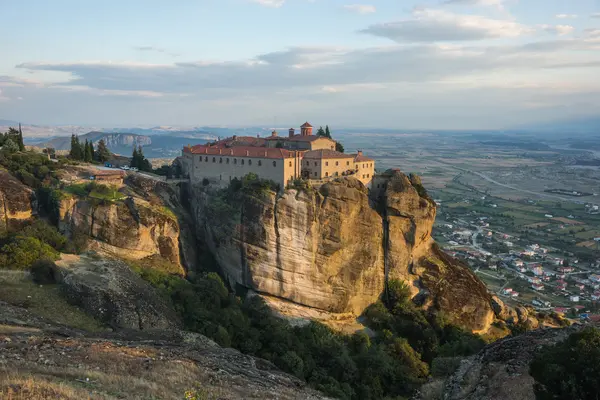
left=0, top=171, right=34, bottom=231
left=58, top=195, right=182, bottom=268
left=491, top=296, right=518, bottom=323
left=191, top=171, right=500, bottom=333
left=55, top=255, right=181, bottom=330
left=516, top=306, right=529, bottom=323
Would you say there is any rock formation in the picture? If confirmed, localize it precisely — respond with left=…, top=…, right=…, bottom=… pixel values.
left=434, top=326, right=581, bottom=400
left=0, top=170, right=34, bottom=231
left=0, top=300, right=329, bottom=400
left=190, top=171, right=501, bottom=333
left=58, top=195, right=181, bottom=266
left=54, top=255, right=181, bottom=330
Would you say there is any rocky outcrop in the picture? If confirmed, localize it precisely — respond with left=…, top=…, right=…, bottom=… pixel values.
left=0, top=300, right=329, bottom=400
left=436, top=326, right=580, bottom=400
left=54, top=255, right=181, bottom=330
left=58, top=195, right=182, bottom=266
left=0, top=170, right=34, bottom=231
left=191, top=171, right=501, bottom=333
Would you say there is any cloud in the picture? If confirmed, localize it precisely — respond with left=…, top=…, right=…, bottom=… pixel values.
left=539, top=24, right=575, bottom=36
left=361, top=9, right=532, bottom=42
left=251, top=0, right=285, bottom=7
left=591, top=13, right=600, bottom=19
left=343, top=4, right=376, bottom=14
left=556, top=14, right=577, bottom=19
left=134, top=46, right=179, bottom=57
left=443, top=0, right=506, bottom=10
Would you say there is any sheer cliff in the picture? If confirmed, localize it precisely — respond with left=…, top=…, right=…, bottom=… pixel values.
left=190, top=171, right=497, bottom=333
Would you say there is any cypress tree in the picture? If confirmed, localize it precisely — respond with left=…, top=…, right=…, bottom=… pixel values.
left=18, top=123, right=25, bottom=151
left=131, top=146, right=139, bottom=168
left=96, top=139, right=111, bottom=162
left=325, top=125, right=332, bottom=139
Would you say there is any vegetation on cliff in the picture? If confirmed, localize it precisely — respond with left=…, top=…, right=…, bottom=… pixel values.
left=530, top=326, right=600, bottom=400
left=131, top=255, right=487, bottom=400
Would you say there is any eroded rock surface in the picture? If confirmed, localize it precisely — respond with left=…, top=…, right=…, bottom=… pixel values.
left=191, top=171, right=501, bottom=333
left=58, top=195, right=181, bottom=266
left=54, top=255, right=181, bottom=331
left=437, top=326, right=580, bottom=400
left=0, top=170, right=34, bottom=231
left=0, top=301, right=329, bottom=400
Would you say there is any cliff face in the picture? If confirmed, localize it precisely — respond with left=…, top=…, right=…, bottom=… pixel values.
left=0, top=170, right=34, bottom=231
left=191, top=172, right=498, bottom=333
left=58, top=196, right=181, bottom=267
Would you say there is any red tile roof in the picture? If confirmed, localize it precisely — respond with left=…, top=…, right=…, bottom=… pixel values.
left=184, top=145, right=296, bottom=159
left=303, top=149, right=355, bottom=159
left=301, top=122, right=313, bottom=128
left=288, top=135, right=328, bottom=142
left=212, top=136, right=267, bottom=148
left=355, top=154, right=374, bottom=162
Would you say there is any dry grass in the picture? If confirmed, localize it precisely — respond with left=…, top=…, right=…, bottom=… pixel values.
left=0, top=376, right=101, bottom=400
left=0, top=277, right=105, bottom=332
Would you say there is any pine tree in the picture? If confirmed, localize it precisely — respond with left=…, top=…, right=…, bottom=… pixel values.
left=316, top=126, right=326, bottom=137
left=96, top=139, right=111, bottom=162
left=131, top=146, right=139, bottom=168
left=17, top=123, right=25, bottom=151
left=70, top=134, right=83, bottom=160
left=87, top=141, right=94, bottom=162
left=325, top=125, right=332, bottom=139
left=84, top=140, right=93, bottom=162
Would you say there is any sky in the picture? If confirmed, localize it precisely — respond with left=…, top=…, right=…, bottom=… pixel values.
left=1, top=0, right=599, bottom=129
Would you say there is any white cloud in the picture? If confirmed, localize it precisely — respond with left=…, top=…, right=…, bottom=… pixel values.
left=343, top=4, right=376, bottom=14
left=361, top=9, right=532, bottom=42
left=443, top=0, right=506, bottom=10
left=556, top=14, right=577, bottom=19
left=539, top=24, right=575, bottom=36
left=251, top=0, right=285, bottom=7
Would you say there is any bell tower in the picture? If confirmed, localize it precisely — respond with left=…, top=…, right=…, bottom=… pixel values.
left=300, top=122, right=313, bottom=136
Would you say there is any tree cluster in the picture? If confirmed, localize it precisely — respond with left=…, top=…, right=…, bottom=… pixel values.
left=0, top=126, right=25, bottom=153
left=316, top=125, right=345, bottom=153
left=130, top=145, right=152, bottom=172
left=69, top=135, right=95, bottom=162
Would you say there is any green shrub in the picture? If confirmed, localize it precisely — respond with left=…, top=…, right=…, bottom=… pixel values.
left=30, top=259, right=58, bottom=284
left=0, top=236, right=59, bottom=270
left=530, top=327, right=600, bottom=399
left=431, top=357, right=462, bottom=378
left=21, top=220, right=67, bottom=251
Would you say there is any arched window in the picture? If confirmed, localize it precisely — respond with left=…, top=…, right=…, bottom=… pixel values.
left=325, top=172, right=329, bottom=177
left=325, top=162, right=329, bottom=166
left=335, top=161, right=339, bottom=166
left=249, top=159, right=252, bottom=165
left=314, top=162, right=317, bottom=166
left=241, top=159, right=245, bottom=165
left=272, top=161, right=277, bottom=167
left=346, top=161, right=349, bottom=166
left=226, top=158, right=230, bottom=164
left=205, top=157, right=208, bottom=162
left=335, top=172, right=339, bottom=176
left=212, top=157, right=216, bottom=163
left=289, top=161, right=292, bottom=167
left=306, top=161, right=309, bottom=166
left=199, top=157, right=203, bottom=162
left=234, top=159, right=237, bottom=164
left=258, top=160, right=262, bottom=166
left=219, top=158, right=223, bottom=163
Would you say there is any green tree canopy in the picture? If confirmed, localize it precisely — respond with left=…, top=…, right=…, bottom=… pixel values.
left=316, top=126, right=326, bottom=136
left=530, top=326, right=600, bottom=399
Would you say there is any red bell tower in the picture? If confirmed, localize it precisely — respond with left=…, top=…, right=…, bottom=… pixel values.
left=300, top=122, right=313, bottom=136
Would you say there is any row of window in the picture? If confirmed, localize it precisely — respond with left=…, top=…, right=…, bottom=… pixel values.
left=321, top=172, right=372, bottom=178
left=199, top=156, right=279, bottom=167
left=303, top=160, right=374, bottom=168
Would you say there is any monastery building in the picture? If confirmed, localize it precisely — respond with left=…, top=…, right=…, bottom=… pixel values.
left=182, top=122, right=375, bottom=189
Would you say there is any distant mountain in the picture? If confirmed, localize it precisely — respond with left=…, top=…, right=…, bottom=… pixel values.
left=518, top=116, right=600, bottom=135
left=41, top=132, right=152, bottom=156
